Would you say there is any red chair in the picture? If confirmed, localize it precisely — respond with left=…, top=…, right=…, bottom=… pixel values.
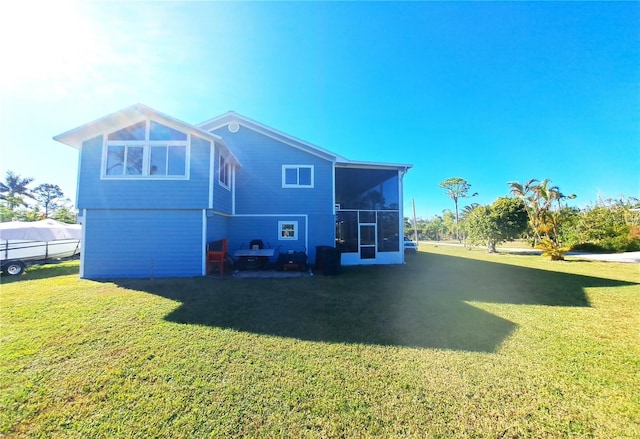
left=207, top=238, right=228, bottom=276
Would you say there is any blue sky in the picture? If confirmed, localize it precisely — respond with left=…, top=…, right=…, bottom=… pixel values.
left=1, top=1, right=638, bottom=218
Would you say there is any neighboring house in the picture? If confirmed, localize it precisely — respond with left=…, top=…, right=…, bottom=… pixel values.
left=54, top=104, right=412, bottom=279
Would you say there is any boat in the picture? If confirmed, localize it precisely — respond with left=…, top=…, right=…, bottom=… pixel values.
left=0, top=219, right=82, bottom=276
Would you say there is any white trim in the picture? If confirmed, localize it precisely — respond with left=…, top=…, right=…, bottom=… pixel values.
left=305, top=216, right=309, bottom=253
left=198, top=112, right=341, bottom=162
left=358, top=222, right=377, bottom=260
left=398, top=169, right=405, bottom=264
left=335, top=161, right=413, bottom=171
left=282, top=165, right=314, bottom=188
left=202, top=210, right=207, bottom=276
left=335, top=208, right=400, bottom=212
left=208, top=140, right=215, bottom=209
left=249, top=124, right=336, bottom=161
left=335, top=208, right=403, bottom=265
left=212, top=210, right=233, bottom=217
left=100, top=118, right=191, bottom=180
left=203, top=116, right=410, bottom=172
left=218, top=154, right=231, bottom=190
left=198, top=113, right=412, bottom=171
left=80, top=209, right=86, bottom=278
left=231, top=165, right=236, bottom=215
left=53, top=103, right=241, bottom=170
left=233, top=214, right=308, bottom=251
left=278, top=220, right=298, bottom=240
left=76, top=139, right=83, bottom=206
left=232, top=214, right=308, bottom=218
left=341, top=251, right=402, bottom=266
left=332, top=166, right=336, bottom=215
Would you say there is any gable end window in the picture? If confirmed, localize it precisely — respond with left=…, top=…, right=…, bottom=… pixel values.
left=103, top=120, right=189, bottom=179
left=219, top=155, right=231, bottom=189
left=282, top=165, right=314, bottom=188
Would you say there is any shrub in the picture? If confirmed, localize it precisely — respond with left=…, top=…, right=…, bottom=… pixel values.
left=536, top=238, right=569, bottom=260
left=570, top=242, right=608, bottom=253
left=570, top=234, right=640, bottom=253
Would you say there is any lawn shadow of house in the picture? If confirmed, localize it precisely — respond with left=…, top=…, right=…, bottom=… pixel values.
left=115, top=252, right=636, bottom=353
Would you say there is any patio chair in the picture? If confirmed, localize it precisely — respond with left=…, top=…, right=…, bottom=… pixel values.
left=207, top=238, right=228, bottom=275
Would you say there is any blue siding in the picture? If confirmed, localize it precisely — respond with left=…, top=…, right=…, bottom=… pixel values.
left=307, top=213, right=336, bottom=264
left=227, top=213, right=334, bottom=265
left=213, top=126, right=334, bottom=215
left=229, top=216, right=306, bottom=253
left=206, top=211, right=229, bottom=242
left=212, top=142, right=233, bottom=213
left=77, top=134, right=212, bottom=209
left=210, top=125, right=337, bottom=264
left=82, top=209, right=203, bottom=279
left=64, top=108, right=408, bottom=279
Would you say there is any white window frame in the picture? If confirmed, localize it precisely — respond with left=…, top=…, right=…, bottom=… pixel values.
left=102, top=119, right=190, bottom=180
left=282, top=165, right=314, bottom=188
left=104, top=143, right=145, bottom=176
left=219, top=154, right=231, bottom=189
left=278, top=221, right=298, bottom=240
left=149, top=143, right=189, bottom=177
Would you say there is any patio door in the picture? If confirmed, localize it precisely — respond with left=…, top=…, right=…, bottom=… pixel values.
left=337, top=209, right=402, bottom=265
left=359, top=224, right=376, bottom=259
left=358, top=211, right=376, bottom=260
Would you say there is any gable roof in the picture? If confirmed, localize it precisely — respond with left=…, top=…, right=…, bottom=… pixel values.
left=54, top=104, right=412, bottom=173
left=198, top=111, right=345, bottom=162
left=53, top=103, right=241, bottom=166
left=198, top=111, right=412, bottom=172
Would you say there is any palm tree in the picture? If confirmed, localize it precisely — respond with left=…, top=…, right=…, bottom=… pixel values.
left=0, top=171, right=34, bottom=210
left=439, top=177, right=477, bottom=241
left=508, top=179, right=538, bottom=234
left=508, top=178, right=575, bottom=260
left=461, top=203, right=481, bottom=219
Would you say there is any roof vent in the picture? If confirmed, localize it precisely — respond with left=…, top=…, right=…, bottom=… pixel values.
left=228, top=121, right=239, bottom=133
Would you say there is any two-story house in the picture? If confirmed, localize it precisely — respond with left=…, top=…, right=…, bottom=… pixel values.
left=54, top=104, right=412, bottom=279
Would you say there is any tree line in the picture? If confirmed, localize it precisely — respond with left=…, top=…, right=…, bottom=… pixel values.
left=406, top=177, right=640, bottom=259
left=0, top=171, right=77, bottom=223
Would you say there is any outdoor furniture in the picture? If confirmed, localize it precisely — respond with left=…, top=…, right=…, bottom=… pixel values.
left=277, top=251, right=308, bottom=271
left=207, top=238, right=228, bottom=275
left=234, top=248, right=276, bottom=270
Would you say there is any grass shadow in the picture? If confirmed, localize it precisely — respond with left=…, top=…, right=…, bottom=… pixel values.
left=114, top=252, right=636, bottom=353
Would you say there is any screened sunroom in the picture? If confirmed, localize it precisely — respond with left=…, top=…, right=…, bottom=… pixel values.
left=334, top=164, right=408, bottom=265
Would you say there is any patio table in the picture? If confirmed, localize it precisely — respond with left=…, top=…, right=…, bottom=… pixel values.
left=233, top=249, right=276, bottom=257
left=233, top=248, right=276, bottom=270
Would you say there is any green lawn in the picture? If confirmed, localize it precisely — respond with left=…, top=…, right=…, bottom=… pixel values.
left=2, top=247, right=639, bottom=438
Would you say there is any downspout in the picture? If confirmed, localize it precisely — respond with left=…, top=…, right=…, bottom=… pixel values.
left=205, top=140, right=216, bottom=275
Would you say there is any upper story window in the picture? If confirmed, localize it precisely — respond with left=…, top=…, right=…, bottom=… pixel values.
left=103, top=120, right=189, bottom=179
left=282, top=165, right=314, bottom=188
left=219, top=154, right=231, bottom=189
